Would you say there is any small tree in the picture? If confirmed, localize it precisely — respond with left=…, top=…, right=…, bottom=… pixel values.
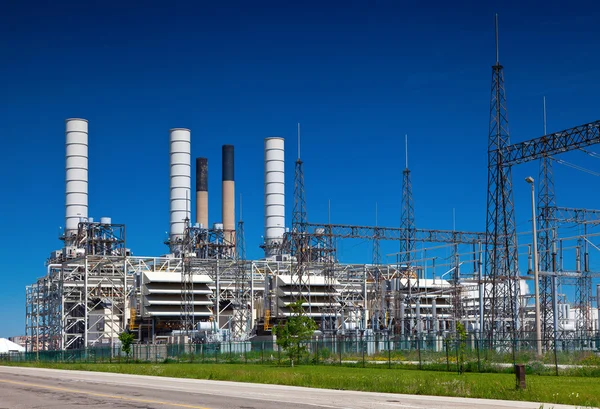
left=273, top=300, right=318, bottom=366
left=118, top=331, right=135, bottom=359
left=455, top=321, right=467, bottom=374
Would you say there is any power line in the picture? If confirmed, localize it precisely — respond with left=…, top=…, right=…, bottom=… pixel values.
left=551, top=157, right=600, bottom=177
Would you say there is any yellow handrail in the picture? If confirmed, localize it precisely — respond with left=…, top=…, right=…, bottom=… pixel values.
left=264, top=309, right=272, bottom=331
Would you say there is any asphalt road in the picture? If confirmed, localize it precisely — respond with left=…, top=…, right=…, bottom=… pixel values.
left=0, top=366, right=579, bottom=409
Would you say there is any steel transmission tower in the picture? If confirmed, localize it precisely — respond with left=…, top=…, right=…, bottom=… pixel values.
left=292, top=123, right=309, bottom=267
left=537, top=97, right=558, bottom=342
left=484, top=15, right=520, bottom=342
left=236, top=209, right=246, bottom=262
left=371, top=203, right=385, bottom=331
left=575, top=226, right=593, bottom=336
left=292, top=123, right=308, bottom=242
left=232, top=196, right=250, bottom=339
left=291, top=124, right=312, bottom=315
left=180, top=218, right=195, bottom=337
left=399, top=135, right=415, bottom=265
left=372, top=203, right=382, bottom=265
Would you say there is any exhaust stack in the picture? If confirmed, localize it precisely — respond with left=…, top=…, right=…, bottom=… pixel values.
left=196, top=157, right=208, bottom=228
left=264, top=137, right=285, bottom=257
left=222, top=145, right=235, bottom=250
left=65, top=118, right=89, bottom=241
left=169, top=128, right=191, bottom=249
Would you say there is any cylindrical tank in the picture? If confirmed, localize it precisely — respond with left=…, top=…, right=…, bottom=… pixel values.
left=65, top=119, right=89, bottom=237
left=264, top=137, right=285, bottom=256
left=100, top=217, right=111, bottom=225
left=222, top=145, right=235, bottom=248
left=169, top=128, right=191, bottom=245
left=195, top=157, right=208, bottom=228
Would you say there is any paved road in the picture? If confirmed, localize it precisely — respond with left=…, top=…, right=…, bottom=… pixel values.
left=0, top=366, right=579, bottom=409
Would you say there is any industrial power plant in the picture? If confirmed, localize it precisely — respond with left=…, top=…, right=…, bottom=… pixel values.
left=24, top=32, right=600, bottom=356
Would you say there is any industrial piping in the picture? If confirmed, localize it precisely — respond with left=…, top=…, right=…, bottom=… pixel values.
left=65, top=118, right=89, bottom=241
left=169, top=128, right=191, bottom=249
left=264, top=137, right=285, bottom=257
left=222, top=145, right=235, bottom=250
left=196, top=157, right=208, bottom=228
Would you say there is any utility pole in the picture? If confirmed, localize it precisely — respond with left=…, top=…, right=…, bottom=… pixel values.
left=526, top=176, right=542, bottom=356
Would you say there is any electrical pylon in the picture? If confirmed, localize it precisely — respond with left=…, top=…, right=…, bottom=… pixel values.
left=537, top=96, right=557, bottom=343
left=399, top=135, right=415, bottom=265
left=232, top=195, right=249, bottom=339
left=291, top=124, right=312, bottom=315
left=484, top=14, right=520, bottom=343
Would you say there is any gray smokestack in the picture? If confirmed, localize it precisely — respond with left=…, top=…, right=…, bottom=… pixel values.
left=196, top=157, right=208, bottom=228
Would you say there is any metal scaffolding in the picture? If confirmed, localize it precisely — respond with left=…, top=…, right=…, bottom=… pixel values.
left=26, top=221, right=132, bottom=351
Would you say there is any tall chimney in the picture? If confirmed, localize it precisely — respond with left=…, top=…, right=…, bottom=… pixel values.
left=196, top=157, right=208, bottom=228
left=169, top=128, right=191, bottom=250
left=65, top=118, right=89, bottom=241
left=264, top=137, right=285, bottom=257
left=222, top=145, right=235, bottom=248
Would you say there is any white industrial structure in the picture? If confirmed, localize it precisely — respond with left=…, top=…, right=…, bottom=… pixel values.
left=23, top=117, right=600, bottom=354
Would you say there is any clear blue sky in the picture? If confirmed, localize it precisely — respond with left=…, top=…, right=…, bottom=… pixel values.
left=2, top=1, right=600, bottom=337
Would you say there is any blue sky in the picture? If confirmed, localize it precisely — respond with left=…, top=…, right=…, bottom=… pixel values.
left=2, top=1, right=600, bottom=337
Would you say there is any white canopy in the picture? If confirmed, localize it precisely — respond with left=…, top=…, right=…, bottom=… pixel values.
left=0, top=338, right=25, bottom=353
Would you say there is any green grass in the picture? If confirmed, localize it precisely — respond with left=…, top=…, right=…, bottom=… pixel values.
left=4, top=361, right=600, bottom=407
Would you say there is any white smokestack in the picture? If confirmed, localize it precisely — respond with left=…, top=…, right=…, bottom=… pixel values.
left=169, top=128, right=191, bottom=247
left=65, top=118, right=88, bottom=238
left=264, top=137, right=285, bottom=256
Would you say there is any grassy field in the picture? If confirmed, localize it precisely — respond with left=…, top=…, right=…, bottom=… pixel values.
left=5, top=361, right=600, bottom=407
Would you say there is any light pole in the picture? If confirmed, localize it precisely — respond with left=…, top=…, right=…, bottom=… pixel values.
left=525, top=176, right=542, bottom=357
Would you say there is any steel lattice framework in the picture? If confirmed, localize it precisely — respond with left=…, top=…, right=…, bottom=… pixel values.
left=180, top=221, right=195, bottom=335
left=303, top=223, right=486, bottom=244
left=483, top=47, right=600, bottom=343
left=291, top=152, right=313, bottom=311
left=231, top=215, right=251, bottom=340
left=399, top=166, right=415, bottom=265
left=537, top=155, right=557, bottom=343
left=500, top=121, right=600, bottom=166
left=484, top=47, right=520, bottom=342
left=537, top=201, right=600, bottom=341
left=27, top=222, right=132, bottom=352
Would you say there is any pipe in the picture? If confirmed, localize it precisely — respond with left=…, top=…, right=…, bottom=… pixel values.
left=195, top=157, right=208, bottom=228
left=65, top=119, right=88, bottom=240
left=399, top=296, right=405, bottom=337
left=264, top=137, right=285, bottom=257
left=222, top=145, right=235, bottom=250
left=552, top=239, right=559, bottom=342
left=432, top=298, right=438, bottom=334
left=478, top=241, right=484, bottom=340
left=169, top=128, right=191, bottom=250
left=416, top=300, right=421, bottom=335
